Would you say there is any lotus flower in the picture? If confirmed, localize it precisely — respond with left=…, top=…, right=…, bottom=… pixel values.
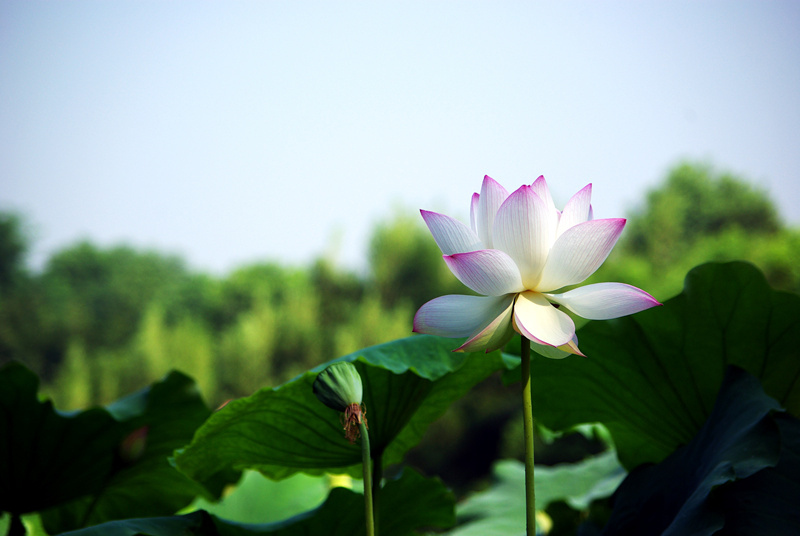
left=413, top=175, right=661, bottom=356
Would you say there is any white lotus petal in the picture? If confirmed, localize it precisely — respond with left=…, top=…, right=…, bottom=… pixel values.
left=557, top=184, right=593, bottom=238
left=444, top=250, right=524, bottom=296
left=493, top=185, right=558, bottom=288
left=545, top=282, right=662, bottom=320
left=536, top=218, right=626, bottom=292
left=421, top=210, right=483, bottom=255
left=470, top=192, right=479, bottom=235
left=456, top=296, right=516, bottom=353
left=531, top=175, right=558, bottom=216
left=531, top=334, right=584, bottom=359
left=413, top=294, right=515, bottom=339
left=475, top=175, right=509, bottom=248
left=513, top=291, right=575, bottom=347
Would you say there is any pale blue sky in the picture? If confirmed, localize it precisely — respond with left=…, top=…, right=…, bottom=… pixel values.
left=2, top=1, right=799, bottom=274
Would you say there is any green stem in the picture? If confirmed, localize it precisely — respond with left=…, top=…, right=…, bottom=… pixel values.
left=360, top=421, right=375, bottom=536
left=521, top=336, right=536, bottom=535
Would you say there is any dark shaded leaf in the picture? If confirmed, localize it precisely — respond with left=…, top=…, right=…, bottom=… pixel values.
left=714, top=412, right=800, bottom=535
left=57, top=510, right=214, bottom=536
left=0, top=361, right=228, bottom=532
left=0, top=362, right=122, bottom=515
left=599, top=367, right=783, bottom=536
left=42, top=370, right=229, bottom=533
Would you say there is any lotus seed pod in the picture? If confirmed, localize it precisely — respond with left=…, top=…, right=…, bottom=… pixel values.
left=313, top=362, right=363, bottom=412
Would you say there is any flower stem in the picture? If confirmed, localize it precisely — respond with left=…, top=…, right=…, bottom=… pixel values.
left=521, top=336, right=536, bottom=535
left=360, top=421, right=376, bottom=536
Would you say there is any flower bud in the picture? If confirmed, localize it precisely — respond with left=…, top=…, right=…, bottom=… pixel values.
left=313, top=362, right=363, bottom=412
left=313, top=362, right=367, bottom=443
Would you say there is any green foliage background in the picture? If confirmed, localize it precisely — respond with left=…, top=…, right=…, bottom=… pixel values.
left=2, top=162, right=797, bottom=411
left=1, top=162, right=798, bottom=474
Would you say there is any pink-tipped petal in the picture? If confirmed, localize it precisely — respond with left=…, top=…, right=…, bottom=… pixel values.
left=493, top=185, right=558, bottom=288
left=531, top=334, right=585, bottom=359
left=513, top=291, right=576, bottom=347
left=557, top=336, right=586, bottom=357
left=545, top=283, right=662, bottom=320
left=475, top=176, right=509, bottom=248
left=456, top=296, right=516, bottom=353
left=535, top=218, right=626, bottom=292
left=444, top=250, right=524, bottom=296
left=470, top=192, right=480, bottom=235
left=414, top=294, right=513, bottom=337
left=557, top=184, right=593, bottom=238
left=421, top=210, right=483, bottom=255
left=531, top=175, right=558, bottom=216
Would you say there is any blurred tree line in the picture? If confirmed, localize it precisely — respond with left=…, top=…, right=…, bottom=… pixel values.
left=0, top=161, right=798, bottom=416
left=590, top=161, right=799, bottom=299
left=0, top=208, right=465, bottom=410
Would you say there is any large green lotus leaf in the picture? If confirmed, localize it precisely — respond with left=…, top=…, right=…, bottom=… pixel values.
left=528, top=261, right=800, bottom=470
left=174, top=335, right=513, bottom=485
left=0, top=362, right=121, bottom=515
left=57, top=511, right=209, bottom=536
left=188, top=471, right=330, bottom=524
left=0, top=361, right=225, bottom=532
left=58, top=468, right=455, bottom=536
left=598, top=367, right=785, bottom=535
left=41, top=370, right=229, bottom=533
left=451, top=450, right=624, bottom=536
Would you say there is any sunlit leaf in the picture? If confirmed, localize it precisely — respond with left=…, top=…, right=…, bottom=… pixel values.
left=188, top=471, right=329, bottom=524
left=174, top=335, right=514, bottom=485
left=58, top=468, right=455, bottom=536
left=526, top=261, right=800, bottom=469
left=451, top=451, right=624, bottom=536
